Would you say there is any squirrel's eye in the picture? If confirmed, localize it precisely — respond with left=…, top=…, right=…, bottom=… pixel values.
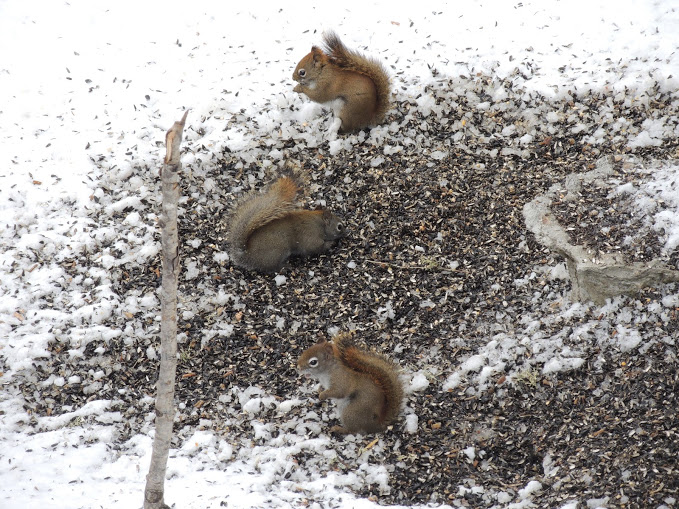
left=298, top=69, right=306, bottom=78
left=308, top=357, right=318, bottom=368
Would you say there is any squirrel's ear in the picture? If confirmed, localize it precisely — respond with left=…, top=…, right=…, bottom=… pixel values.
left=311, top=46, right=324, bottom=64
left=322, top=342, right=334, bottom=357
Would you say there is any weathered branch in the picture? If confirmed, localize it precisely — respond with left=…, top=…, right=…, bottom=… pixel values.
left=144, top=111, right=188, bottom=509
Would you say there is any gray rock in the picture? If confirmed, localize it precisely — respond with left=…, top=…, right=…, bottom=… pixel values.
left=523, top=157, right=679, bottom=304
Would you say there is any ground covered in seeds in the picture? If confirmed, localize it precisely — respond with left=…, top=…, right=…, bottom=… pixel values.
left=550, top=158, right=679, bottom=268
left=18, top=74, right=679, bottom=507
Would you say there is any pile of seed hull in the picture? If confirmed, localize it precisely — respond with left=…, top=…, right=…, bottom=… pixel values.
left=20, top=74, right=679, bottom=506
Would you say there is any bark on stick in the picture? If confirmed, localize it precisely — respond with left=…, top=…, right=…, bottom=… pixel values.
left=144, top=110, right=188, bottom=509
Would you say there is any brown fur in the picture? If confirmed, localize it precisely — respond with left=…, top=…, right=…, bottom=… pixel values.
left=297, top=333, right=403, bottom=434
left=292, top=31, right=391, bottom=132
left=229, top=177, right=345, bottom=272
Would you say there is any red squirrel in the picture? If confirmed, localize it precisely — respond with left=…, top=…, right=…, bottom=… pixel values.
left=228, top=176, right=345, bottom=272
left=293, top=31, right=391, bottom=132
left=297, top=333, right=403, bottom=434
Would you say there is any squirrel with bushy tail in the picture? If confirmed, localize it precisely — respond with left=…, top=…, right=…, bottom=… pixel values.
left=292, top=31, right=391, bottom=132
left=297, top=332, right=404, bottom=434
left=228, top=175, right=345, bottom=272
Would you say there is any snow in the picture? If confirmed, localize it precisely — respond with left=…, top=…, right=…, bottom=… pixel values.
left=1, top=0, right=679, bottom=507
left=408, top=371, right=430, bottom=392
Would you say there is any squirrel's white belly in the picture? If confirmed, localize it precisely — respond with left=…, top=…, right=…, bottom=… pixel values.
left=335, top=397, right=350, bottom=415
left=317, top=372, right=332, bottom=389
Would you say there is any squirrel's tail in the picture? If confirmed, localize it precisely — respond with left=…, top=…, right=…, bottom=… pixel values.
left=334, top=332, right=404, bottom=425
left=229, top=176, right=300, bottom=255
left=322, top=31, right=391, bottom=123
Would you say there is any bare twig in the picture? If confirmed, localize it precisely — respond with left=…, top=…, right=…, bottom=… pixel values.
left=144, top=111, right=188, bottom=509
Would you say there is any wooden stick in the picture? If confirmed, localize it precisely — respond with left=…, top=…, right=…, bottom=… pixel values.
left=144, top=111, right=187, bottom=509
